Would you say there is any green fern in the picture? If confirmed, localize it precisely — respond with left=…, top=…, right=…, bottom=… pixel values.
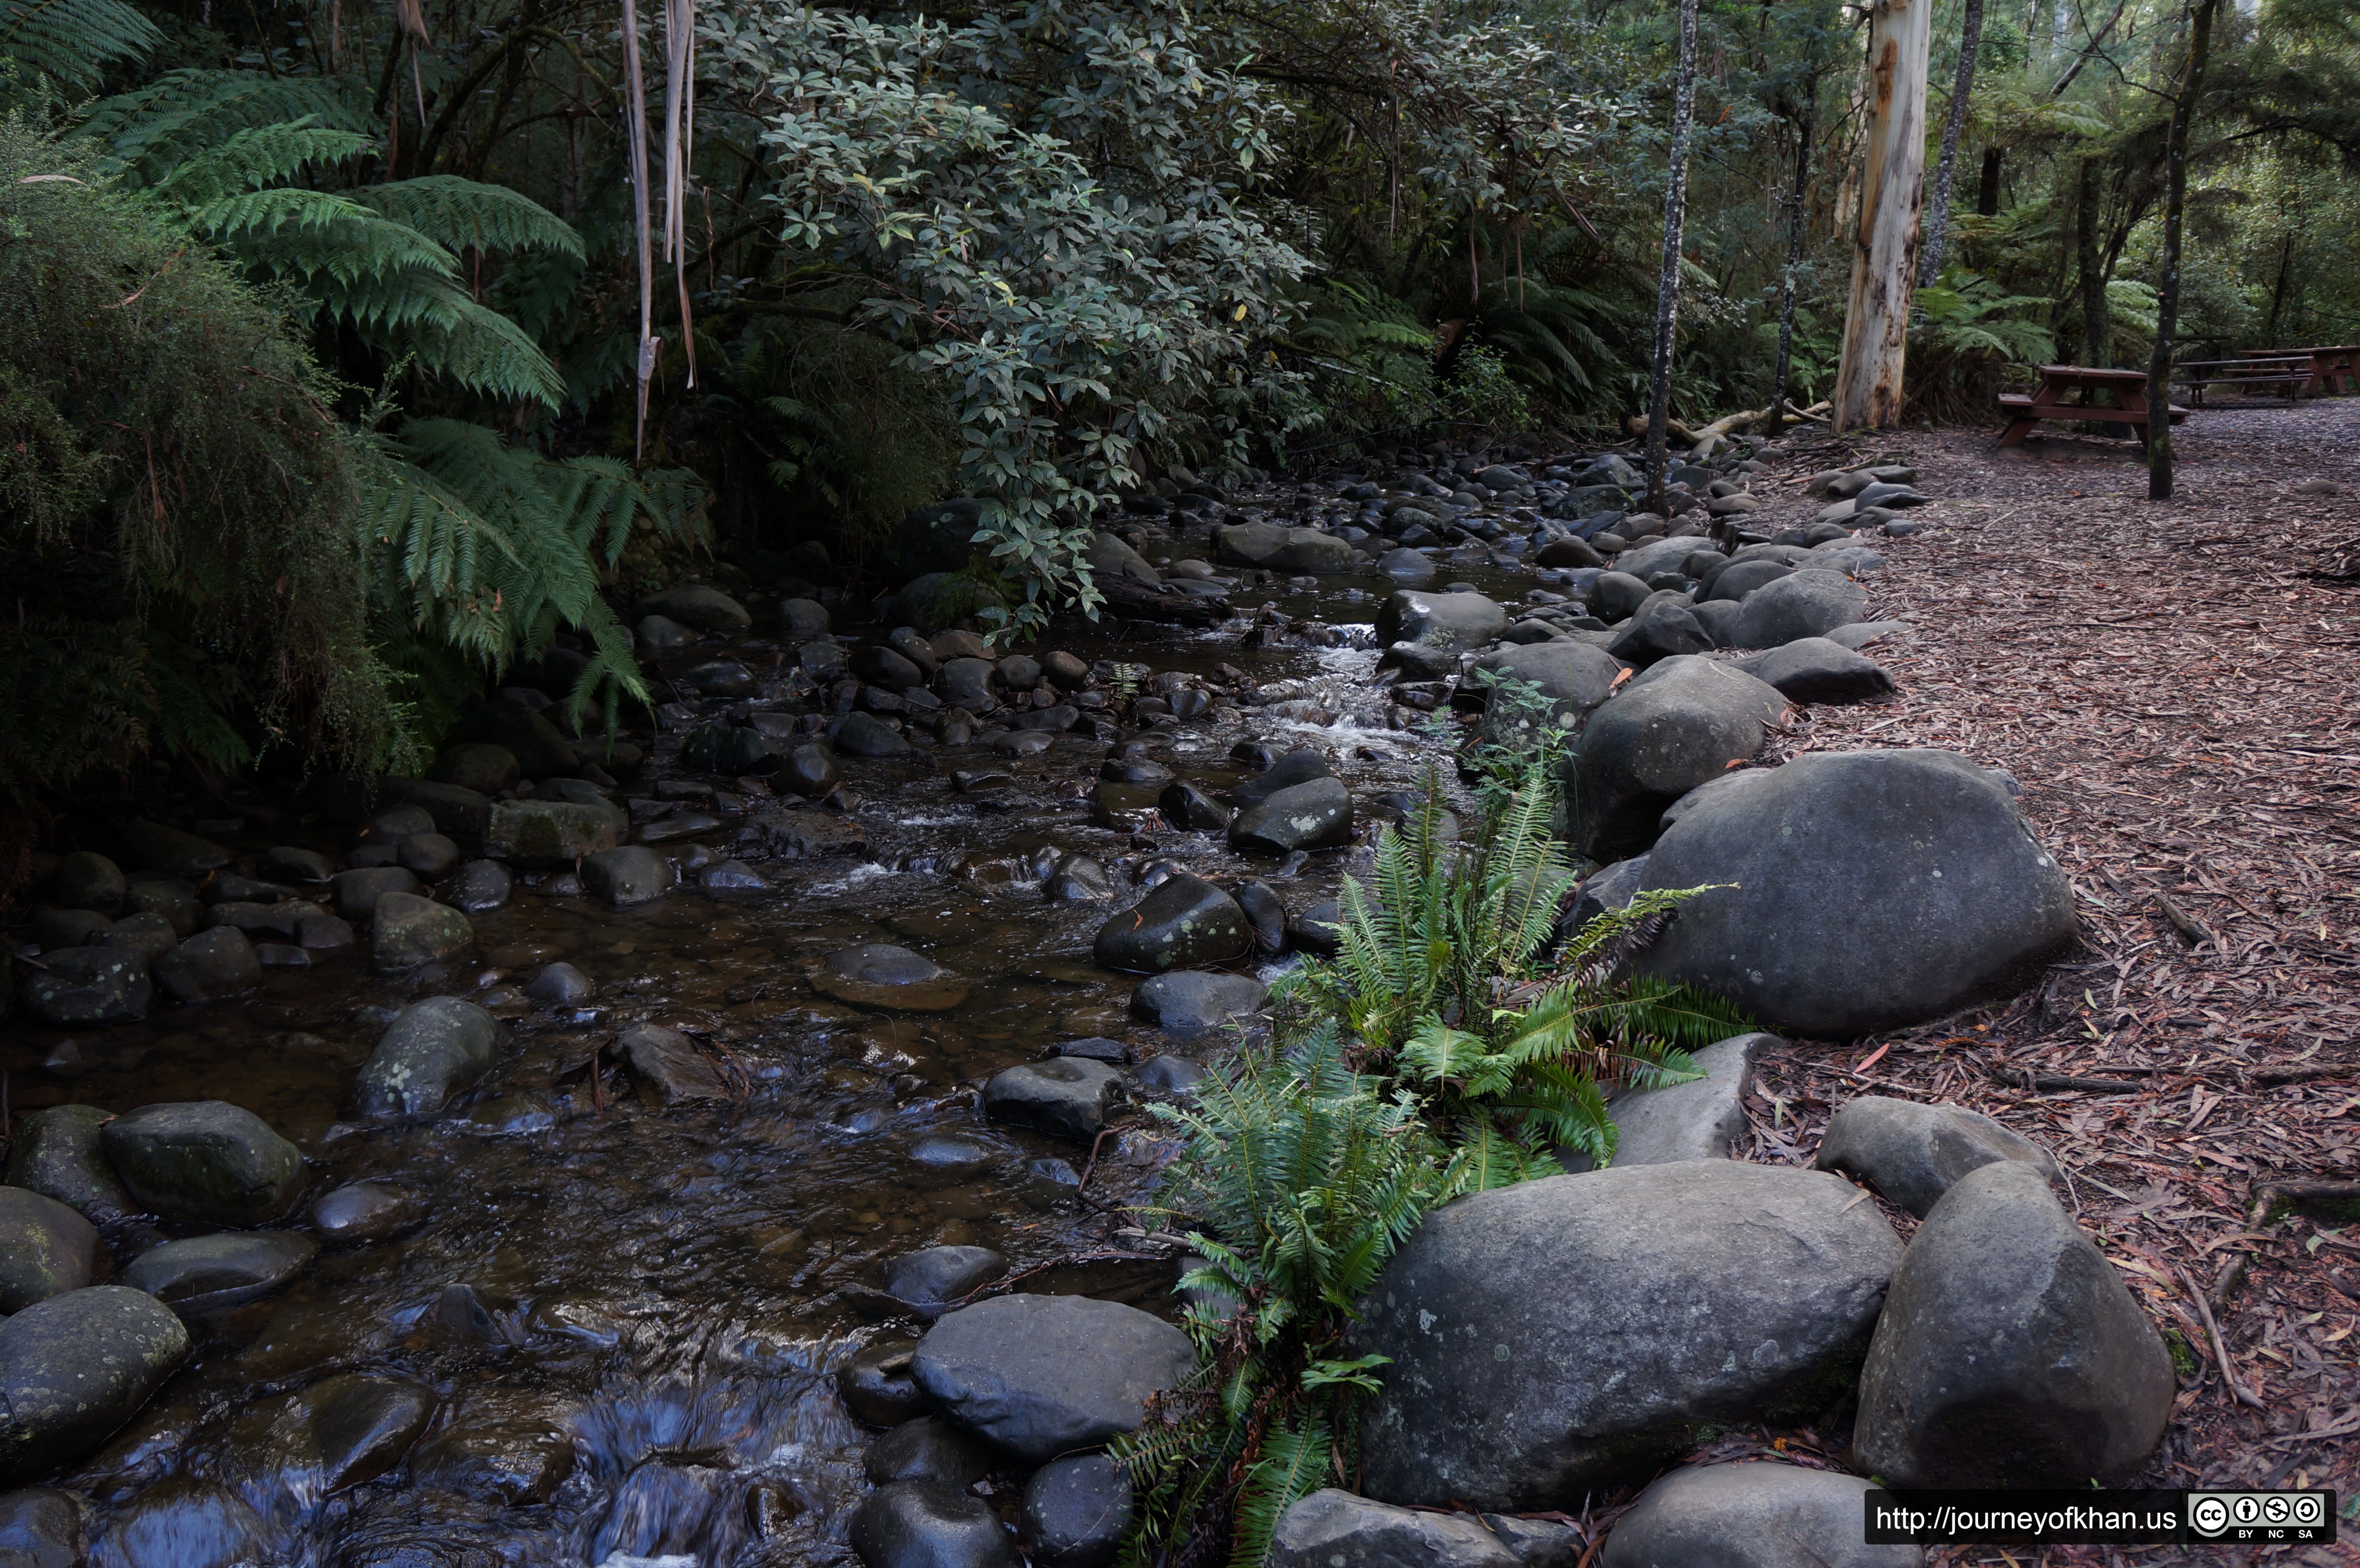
left=0, top=0, right=160, bottom=90
left=1232, top=1419, right=1333, bottom=1568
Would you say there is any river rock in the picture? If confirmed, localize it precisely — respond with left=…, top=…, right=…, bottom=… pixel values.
left=331, top=866, right=423, bottom=919
left=1375, top=590, right=1511, bottom=651
left=1088, top=530, right=1161, bottom=587
left=815, top=944, right=971, bottom=1011
left=15, top=947, right=150, bottom=1025
left=865, top=1415, right=996, bottom=1487
left=263, top=1374, right=438, bottom=1494
left=631, top=583, right=751, bottom=633
left=1377, top=548, right=1437, bottom=583
left=1130, top=970, right=1268, bottom=1029
left=1599, top=1032, right=1770, bottom=1168
left=850, top=1482, right=1020, bottom=1568
left=1734, top=637, right=1895, bottom=705
left=1563, top=657, right=1785, bottom=861
left=778, top=741, right=844, bottom=799
left=1045, top=855, right=1115, bottom=902
left=122, top=1231, right=318, bottom=1313
left=1232, top=880, right=1286, bottom=954
left=484, top=800, right=619, bottom=867
left=356, top=996, right=500, bottom=1118
left=913, top=1293, right=1194, bottom=1463
left=153, top=925, right=261, bottom=1002
left=1729, top=570, right=1869, bottom=649
left=371, top=892, right=472, bottom=973
left=48, top=851, right=126, bottom=914
left=894, top=573, right=1008, bottom=635
left=100, top=1101, right=305, bottom=1225
left=1092, top=876, right=1251, bottom=972
left=1602, top=1463, right=1921, bottom=1568
left=778, top=598, right=832, bottom=642
left=428, top=741, right=521, bottom=796
left=5, top=1105, right=134, bottom=1223
left=1229, top=777, right=1353, bottom=854
left=1536, top=534, right=1604, bottom=569
left=1635, top=749, right=2078, bottom=1037
left=1214, top=522, right=1358, bottom=573
left=581, top=846, right=674, bottom=906
left=32, top=909, right=110, bottom=952
left=311, top=1180, right=427, bottom=1243
left=1704, top=557, right=1796, bottom=602
left=1814, top=1096, right=2060, bottom=1216
left=445, top=698, right=579, bottom=780
left=0, top=1488, right=84, bottom=1568
left=1472, top=640, right=1624, bottom=751
left=838, top=1337, right=933, bottom=1428
left=1159, top=781, right=1231, bottom=832
left=984, top=1059, right=1126, bottom=1142
left=0, top=1286, right=189, bottom=1484
left=1286, top=901, right=1343, bottom=956
left=1356, top=1161, right=1902, bottom=1508
left=884, top=1247, right=1006, bottom=1316
left=0, top=1188, right=104, bottom=1312
left=1853, top=1161, right=2174, bottom=1486
left=441, top=859, right=512, bottom=913
left=619, top=1024, right=731, bottom=1104
left=1024, top=1455, right=1133, bottom=1568
left=1230, top=748, right=1335, bottom=807
left=1605, top=597, right=1713, bottom=667
left=118, top=821, right=231, bottom=879
left=405, top=782, right=497, bottom=839
left=124, top=880, right=202, bottom=936
left=1270, top=1490, right=1518, bottom=1568
left=835, top=711, right=916, bottom=760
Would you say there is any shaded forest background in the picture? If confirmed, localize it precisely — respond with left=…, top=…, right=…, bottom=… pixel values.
left=3, top=0, right=2358, bottom=811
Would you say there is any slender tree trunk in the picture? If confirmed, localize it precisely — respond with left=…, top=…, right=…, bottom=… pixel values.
left=1919, top=0, right=1986, bottom=285
left=1767, top=87, right=1818, bottom=439
left=2076, top=155, right=2110, bottom=363
left=1832, top=0, right=1934, bottom=430
left=1976, top=144, right=2003, bottom=215
left=2262, top=228, right=2294, bottom=343
left=1645, top=0, right=1702, bottom=514
left=2147, top=0, right=2217, bottom=501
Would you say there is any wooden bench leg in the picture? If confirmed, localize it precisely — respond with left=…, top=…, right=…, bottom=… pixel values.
left=1997, top=417, right=2038, bottom=448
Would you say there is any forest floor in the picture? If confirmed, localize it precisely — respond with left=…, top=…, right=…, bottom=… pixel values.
left=1653, top=402, right=2360, bottom=1565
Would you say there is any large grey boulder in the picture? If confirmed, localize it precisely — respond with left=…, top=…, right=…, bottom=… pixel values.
left=1729, top=570, right=1869, bottom=649
left=1270, top=1490, right=1518, bottom=1568
left=0, top=1187, right=105, bottom=1311
left=48, top=851, right=127, bottom=914
left=100, top=1101, right=306, bottom=1225
left=1093, top=876, right=1252, bottom=973
left=984, top=1060, right=1127, bottom=1143
left=1356, top=1161, right=1901, bottom=1508
left=1375, top=591, right=1510, bottom=652
left=484, top=800, right=619, bottom=866
left=152, top=925, right=261, bottom=1002
left=1214, top=522, right=1359, bottom=573
left=1703, top=557, right=1796, bottom=602
left=4, top=1104, right=135, bottom=1223
left=1605, top=597, right=1713, bottom=668
left=1600, top=1032, right=1770, bottom=1168
left=630, top=583, right=750, bottom=633
left=1472, top=640, right=1625, bottom=753
left=1563, top=657, right=1786, bottom=861
left=1023, top=1454, right=1133, bottom=1568
left=0, top=1287, right=189, bottom=1483
left=850, top=1482, right=1020, bottom=1568
left=581, top=846, right=674, bottom=906
left=263, top=1374, right=439, bottom=1495
left=912, top=1294, right=1195, bottom=1463
left=15, top=947, right=150, bottom=1025
left=1087, top=530, right=1161, bottom=586
left=1602, top=1463, right=1922, bottom=1568
left=371, top=892, right=473, bottom=974
left=1733, top=637, right=1895, bottom=705
left=1636, top=749, right=2079, bottom=1038
left=1131, top=971, right=1268, bottom=1029
left=1229, top=778, right=1354, bottom=855
left=1852, top=1161, right=2175, bottom=1487
left=0, top=1488, right=85, bottom=1568
left=355, top=996, right=501, bottom=1118
left=1813, top=1096, right=2060, bottom=1216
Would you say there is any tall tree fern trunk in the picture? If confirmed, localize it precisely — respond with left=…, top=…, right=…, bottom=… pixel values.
left=1646, top=0, right=1701, bottom=514
left=1832, top=0, right=1933, bottom=430
left=2147, top=0, right=2217, bottom=502
left=1918, top=0, right=1985, bottom=286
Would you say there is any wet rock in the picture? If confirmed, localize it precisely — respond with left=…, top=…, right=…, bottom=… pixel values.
left=1230, top=748, right=1335, bottom=807
left=838, top=1338, right=934, bottom=1427
left=1471, top=641, right=1624, bottom=751
left=894, top=573, right=1009, bottom=636
left=1130, top=971, right=1268, bottom=1029
left=984, top=1059, right=1127, bottom=1142
left=483, top=800, right=620, bottom=867
left=1024, top=1454, right=1132, bottom=1568
left=0, top=1188, right=104, bottom=1312
left=1599, top=1032, right=1771, bottom=1168
left=101, top=1102, right=305, bottom=1225
left=264, top=1374, right=437, bottom=1494
left=1232, top=881, right=1286, bottom=954
left=1091, top=876, right=1251, bottom=973
left=1286, top=901, right=1343, bottom=956
left=1375, top=590, right=1510, bottom=651
left=1229, top=777, right=1353, bottom=855
left=0, top=1488, right=84, bottom=1568
left=1042, top=650, right=1090, bottom=688
left=118, top=821, right=232, bottom=879
left=440, top=859, right=512, bottom=913
left=1733, top=637, right=1895, bottom=705
left=0, top=1286, right=189, bottom=1484
left=779, top=597, right=833, bottom=643
left=444, top=698, right=580, bottom=780
left=581, top=846, right=675, bottom=906
left=1087, top=530, right=1161, bottom=587
left=991, top=730, right=1052, bottom=758
left=47, top=852, right=126, bottom=915
left=364, top=806, right=437, bottom=843
left=1376, top=548, right=1438, bottom=583
left=199, top=901, right=308, bottom=940
left=1602, top=1463, right=1920, bottom=1568
left=33, top=910, right=111, bottom=953
left=122, top=1231, right=317, bottom=1313
left=78, top=1478, right=266, bottom=1568
left=16, top=948, right=151, bottom=1026
left=1563, top=657, right=1785, bottom=862
left=619, top=1024, right=730, bottom=1104
left=1854, top=1161, right=2174, bottom=1486
left=5, top=1105, right=134, bottom=1224
left=1636, top=749, right=2079, bottom=1038
left=739, top=807, right=868, bottom=860
left=835, top=711, right=916, bottom=760
left=371, top=893, right=472, bottom=974
left=297, top=913, right=355, bottom=951
left=1214, top=522, right=1358, bottom=573
left=1729, top=570, right=1869, bottom=649
left=123, top=881, right=201, bottom=936
left=1478, top=1515, right=1583, bottom=1568
left=850, top=1482, right=1020, bottom=1568
left=865, top=1415, right=996, bottom=1487
left=631, top=583, right=751, bottom=633
left=681, top=659, right=758, bottom=699
left=331, top=867, right=423, bottom=919
left=1270, top=1491, right=1517, bottom=1568
left=1044, top=856, right=1115, bottom=902
left=700, top=859, right=769, bottom=891
left=1814, top=1096, right=2061, bottom=1217
left=1355, top=1162, right=1901, bottom=1507
left=683, top=723, right=779, bottom=774
left=430, top=745, right=526, bottom=803
left=404, top=782, right=497, bottom=839
left=913, top=1293, right=1194, bottom=1462
left=854, top=645, right=927, bottom=692
left=1605, top=597, right=1713, bottom=667
left=153, top=925, right=261, bottom=1003
left=813, top=945, right=972, bottom=1012
left=311, top=1180, right=426, bottom=1243
left=1133, top=1055, right=1206, bottom=1096
left=885, top=1247, right=1007, bottom=1315
left=408, top=1401, right=577, bottom=1505
left=800, top=638, right=849, bottom=678
left=777, top=741, right=843, bottom=799
left=1536, top=535, right=1605, bottom=569
left=1102, top=755, right=1173, bottom=784
left=355, top=997, right=500, bottom=1118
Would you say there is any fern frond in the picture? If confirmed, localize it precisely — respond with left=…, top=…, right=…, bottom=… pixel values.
left=358, top=175, right=584, bottom=258
left=83, top=69, right=367, bottom=176
left=151, top=122, right=369, bottom=208
left=1232, top=1420, right=1333, bottom=1568
left=0, top=0, right=160, bottom=89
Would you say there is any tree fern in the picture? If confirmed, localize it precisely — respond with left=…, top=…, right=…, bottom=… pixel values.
left=83, top=69, right=368, bottom=176
left=0, top=0, right=160, bottom=90
left=359, top=176, right=584, bottom=260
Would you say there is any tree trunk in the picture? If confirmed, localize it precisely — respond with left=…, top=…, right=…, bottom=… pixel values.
left=1645, top=0, right=1702, bottom=514
left=1976, top=145, right=2004, bottom=215
left=1918, top=0, right=1986, bottom=285
left=2147, top=0, right=2218, bottom=502
left=1767, top=89, right=1818, bottom=440
left=2076, top=155, right=2109, bottom=364
left=1832, top=0, right=1934, bottom=430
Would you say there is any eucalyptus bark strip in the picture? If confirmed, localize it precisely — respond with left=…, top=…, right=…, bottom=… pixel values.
left=1646, top=0, right=1702, bottom=514
left=1832, top=0, right=1934, bottom=430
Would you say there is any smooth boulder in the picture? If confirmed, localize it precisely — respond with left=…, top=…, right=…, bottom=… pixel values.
left=122, top=1231, right=318, bottom=1312
left=984, top=1059, right=1127, bottom=1142
left=630, top=583, right=750, bottom=633
left=1814, top=1096, right=2060, bottom=1216
left=1729, top=570, right=1869, bottom=649
left=1023, top=1454, right=1133, bottom=1568
left=4, top=1105, right=135, bottom=1223
left=100, top=1101, right=306, bottom=1225
left=1636, top=749, right=2079, bottom=1037
left=1270, top=1490, right=1517, bottom=1568
left=1602, top=1463, right=1922, bottom=1568
left=1356, top=1161, right=1901, bottom=1508
left=912, top=1294, right=1194, bottom=1463
left=1852, top=1161, right=2175, bottom=1487
left=355, top=996, right=501, bottom=1118
left=1092, top=876, right=1251, bottom=973
left=581, top=846, right=674, bottom=907
left=1228, top=777, right=1353, bottom=855
left=1374, top=591, right=1510, bottom=651
left=14, top=948, right=150, bottom=1025
left=152, top=925, right=261, bottom=1002
left=1130, top=971, right=1268, bottom=1030
left=1471, top=641, right=1624, bottom=752
left=813, top=944, right=971, bottom=1011
left=1563, top=657, right=1785, bottom=861
left=371, top=892, right=473, bottom=973
left=1734, top=637, right=1895, bottom=705
left=850, top=1482, right=1020, bottom=1568
left=884, top=1247, right=1007, bottom=1316
left=484, top=800, right=619, bottom=866
left=1600, top=1032, right=1770, bottom=1168
left=0, top=1188, right=105, bottom=1311
left=0, top=1287, right=189, bottom=1483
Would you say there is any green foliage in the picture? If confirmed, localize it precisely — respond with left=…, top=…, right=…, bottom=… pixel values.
left=1907, top=267, right=2060, bottom=420
left=0, top=0, right=158, bottom=90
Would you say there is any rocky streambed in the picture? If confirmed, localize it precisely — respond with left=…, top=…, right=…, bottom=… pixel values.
left=3, top=437, right=2179, bottom=1568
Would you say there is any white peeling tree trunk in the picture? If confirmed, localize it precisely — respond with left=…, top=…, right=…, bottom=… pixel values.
left=1833, top=0, right=1934, bottom=431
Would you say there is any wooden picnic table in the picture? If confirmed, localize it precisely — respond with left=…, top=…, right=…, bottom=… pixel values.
left=2277, top=345, right=2360, bottom=397
left=2177, top=355, right=2310, bottom=407
left=1996, top=365, right=2189, bottom=448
